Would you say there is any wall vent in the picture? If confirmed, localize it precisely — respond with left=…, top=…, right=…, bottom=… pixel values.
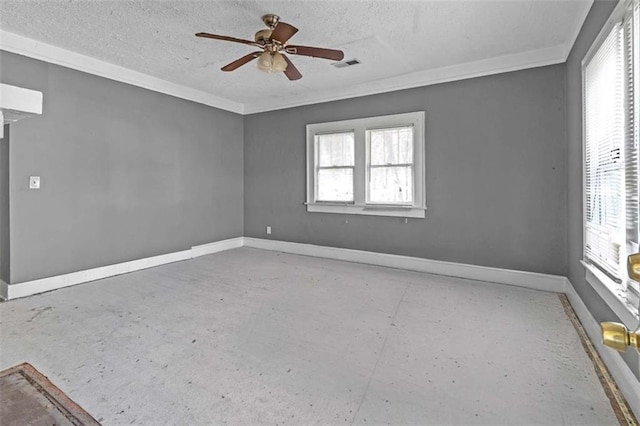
left=332, top=58, right=361, bottom=69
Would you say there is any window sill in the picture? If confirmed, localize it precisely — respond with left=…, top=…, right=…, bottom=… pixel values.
left=581, top=260, right=639, bottom=327
left=306, top=203, right=426, bottom=218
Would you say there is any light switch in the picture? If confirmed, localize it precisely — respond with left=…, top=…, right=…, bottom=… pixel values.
left=29, top=176, right=40, bottom=189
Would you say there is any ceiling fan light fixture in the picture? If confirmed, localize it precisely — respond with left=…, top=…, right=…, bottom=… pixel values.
left=272, top=52, right=288, bottom=72
left=257, top=51, right=287, bottom=73
left=257, top=51, right=273, bottom=72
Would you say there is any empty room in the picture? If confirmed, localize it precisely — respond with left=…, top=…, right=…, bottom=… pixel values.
left=1, top=0, right=639, bottom=424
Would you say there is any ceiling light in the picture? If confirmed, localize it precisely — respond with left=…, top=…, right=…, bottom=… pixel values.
left=257, top=51, right=273, bottom=72
left=257, top=51, right=288, bottom=73
left=272, top=52, right=287, bottom=72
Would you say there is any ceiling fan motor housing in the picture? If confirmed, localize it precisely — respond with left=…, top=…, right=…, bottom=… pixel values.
left=254, top=29, right=273, bottom=45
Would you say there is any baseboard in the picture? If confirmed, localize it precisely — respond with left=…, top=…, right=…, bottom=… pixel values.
left=4, top=237, right=243, bottom=300
left=191, top=237, right=243, bottom=257
left=564, top=278, right=640, bottom=420
left=243, top=238, right=567, bottom=293
left=242, top=238, right=639, bottom=418
left=3, top=236, right=637, bottom=418
left=0, top=279, right=7, bottom=300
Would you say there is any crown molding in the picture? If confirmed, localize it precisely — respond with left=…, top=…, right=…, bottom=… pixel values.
left=0, top=30, right=244, bottom=114
left=243, top=44, right=568, bottom=114
left=2, top=0, right=592, bottom=117
left=562, top=0, right=595, bottom=59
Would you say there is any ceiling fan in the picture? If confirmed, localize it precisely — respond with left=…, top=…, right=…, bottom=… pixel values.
left=196, top=14, right=345, bottom=81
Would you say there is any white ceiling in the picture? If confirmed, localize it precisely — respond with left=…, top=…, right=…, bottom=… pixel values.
left=0, top=0, right=593, bottom=114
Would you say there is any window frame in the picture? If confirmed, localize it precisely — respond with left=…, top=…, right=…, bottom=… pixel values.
left=306, top=112, right=426, bottom=218
left=581, top=0, right=639, bottom=327
left=365, top=125, right=416, bottom=206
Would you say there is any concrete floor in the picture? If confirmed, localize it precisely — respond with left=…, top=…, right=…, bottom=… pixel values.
left=0, top=248, right=618, bottom=425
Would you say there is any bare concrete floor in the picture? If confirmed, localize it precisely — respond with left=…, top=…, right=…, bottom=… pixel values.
left=0, top=248, right=618, bottom=425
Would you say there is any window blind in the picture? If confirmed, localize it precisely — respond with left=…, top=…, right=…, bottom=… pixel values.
left=626, top=4, right=640, bottom=309
left=315, top=132, right=355, bottom=202
left=584, top=23, right=626, bottom=280
left=584, top=2, right=640, bottom=298
left=627, top=5, right=640, bottom=253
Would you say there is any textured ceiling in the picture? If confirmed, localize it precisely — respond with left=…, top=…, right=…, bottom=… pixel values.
left=0, top=0, right=592, bottom=112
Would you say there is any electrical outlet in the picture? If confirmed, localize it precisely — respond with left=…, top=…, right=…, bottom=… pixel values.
left=266, top=226, right=272, bottom=235
left=29, top=176, right=40, bottom=189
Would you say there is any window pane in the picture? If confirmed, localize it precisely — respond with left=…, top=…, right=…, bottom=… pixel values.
left=370, top=127, right=413, bottom=165
left=369, top=166, right=413, bottom=204
left=317, top=133, right=354, bottom=167
left=317, top=168, right=353, bottom=202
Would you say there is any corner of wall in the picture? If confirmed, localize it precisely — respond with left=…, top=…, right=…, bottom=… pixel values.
left=0, top=123, right=10, bottom=284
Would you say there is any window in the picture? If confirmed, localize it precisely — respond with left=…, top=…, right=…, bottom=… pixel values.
left=316, top=132, right=355, bottom=202
left=306, top=112, right=425, bottom=218
left=583, top=1, right=639, bottom=321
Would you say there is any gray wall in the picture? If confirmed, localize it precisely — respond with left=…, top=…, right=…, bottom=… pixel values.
left=245, top=65, right=567, bottom=275
left=0, top=125, right=9, bottom=283
left=566, top=0, right=640, bottom=377
left=0, top=51, right=244, bottom=284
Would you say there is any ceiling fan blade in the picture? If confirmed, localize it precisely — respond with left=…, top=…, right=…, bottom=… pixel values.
left=195, top=32, right=259, bottom=47
left=270, top=22, right=298, bottom=44
left=282, top=54, right=302, bottom=81
left=285, top=45, right=344, bottom=61
left=221, top=52, right=262, bottom=72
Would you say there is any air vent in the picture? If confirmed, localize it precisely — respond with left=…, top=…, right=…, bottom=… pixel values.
left=332, top=58, right=361, bottom=69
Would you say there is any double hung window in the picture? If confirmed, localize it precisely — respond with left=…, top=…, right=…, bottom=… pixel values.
left=306, top=112, right=426, bottom=218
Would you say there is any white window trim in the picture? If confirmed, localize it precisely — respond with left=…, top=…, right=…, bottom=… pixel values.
left=582, top=261, right=639, bottom=327
left=581, top=0, right=639, bottom=327
left=306, top=112, right=426, bottom=218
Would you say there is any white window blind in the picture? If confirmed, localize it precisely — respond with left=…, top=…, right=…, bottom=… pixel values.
left=583, top=1, right=640, bottom=315
left=584, top=23, right=625, bottom=280
left=315, top=132, right=355, bottom=202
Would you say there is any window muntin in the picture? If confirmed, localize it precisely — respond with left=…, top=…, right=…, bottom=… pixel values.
left=306, top=112, right=425, bottom=218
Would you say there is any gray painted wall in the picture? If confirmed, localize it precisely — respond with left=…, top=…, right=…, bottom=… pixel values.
left=245, top=65, right=567, bottom=275
left=0, top=125, right=9, bottom=283
left=0, top=51, right=244, bottom=284
left=566, top=0, right=640, bottom=377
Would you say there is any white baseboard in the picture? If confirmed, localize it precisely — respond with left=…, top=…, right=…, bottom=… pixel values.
left=243, top=238, right=639, bottom=418
left=564, top=278, right=640, bottom=420
left=3, top=236, right=566, bottom=300
left=243, top=238, right=567, bottom=293
left=191, top=237, right=243, bottom=257
left=2, top=236, right=638, bottom=417
left=0, top=279, right=7, bottom=300
left=3, top=237, right=243, bottom=300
